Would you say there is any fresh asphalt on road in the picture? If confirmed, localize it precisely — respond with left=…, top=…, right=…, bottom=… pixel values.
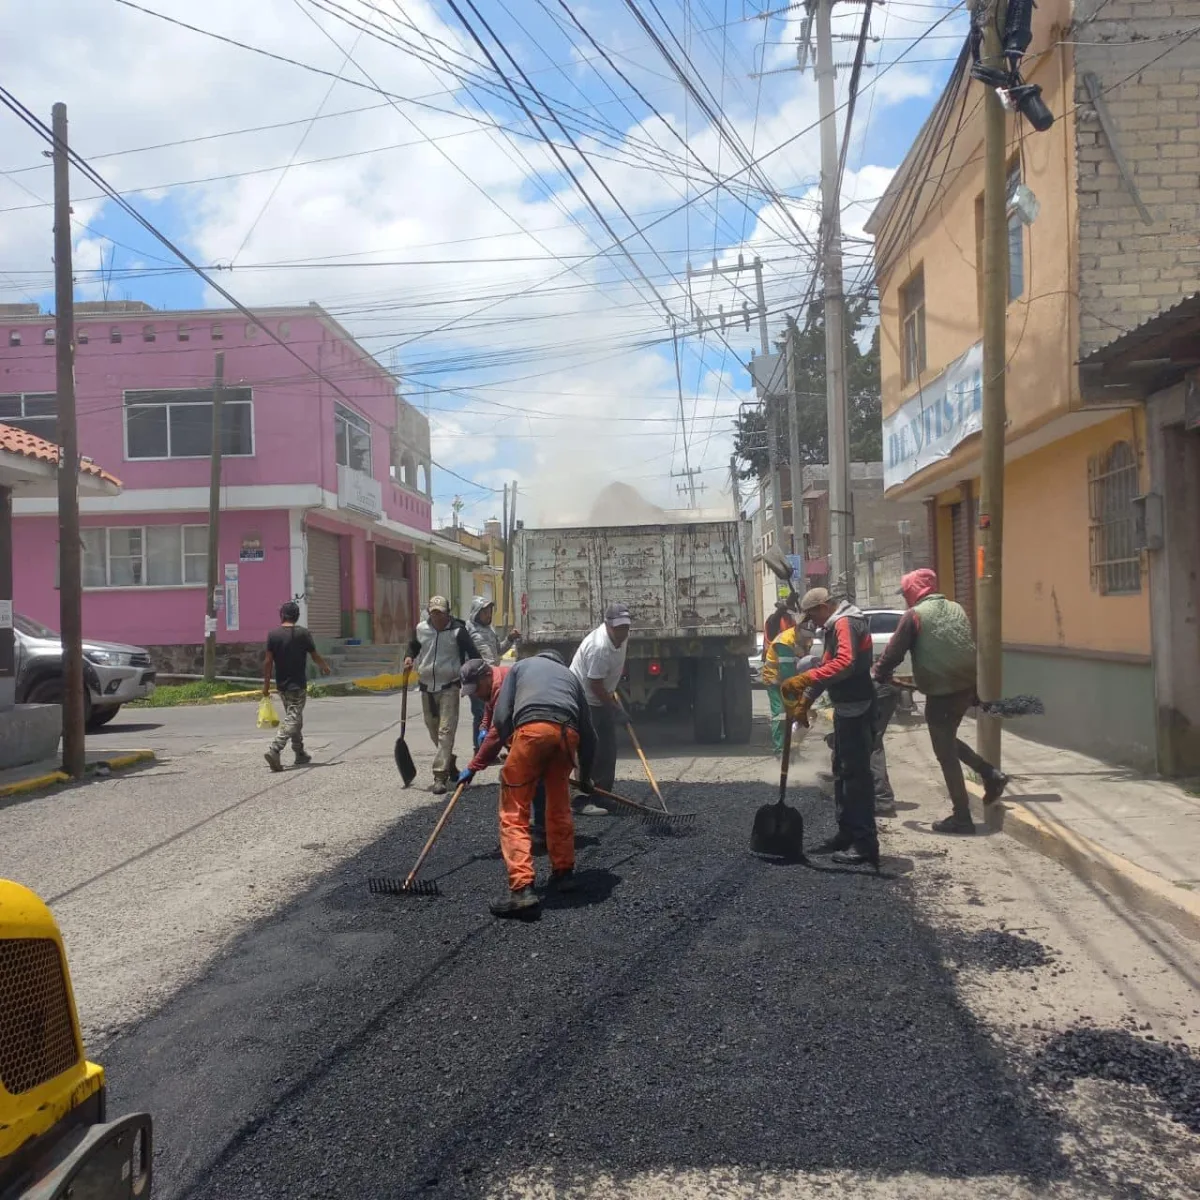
left=26, top=695, right=1074, bottom=1199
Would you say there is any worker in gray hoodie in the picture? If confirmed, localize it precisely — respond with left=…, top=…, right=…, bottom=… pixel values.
left=465, top=597, right=520, bottom=744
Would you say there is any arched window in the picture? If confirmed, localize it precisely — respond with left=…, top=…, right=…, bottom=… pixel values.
left=1089, top=440, right=1141, bottom=595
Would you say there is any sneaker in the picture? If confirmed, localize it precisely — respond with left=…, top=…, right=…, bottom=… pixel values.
left=489, top=886, right=540, bottom=919
left=831, top=847, right=879, bottom=869
left=548, top=868, right=578, bottom=894
left=430, top=777, right=448, bottom=796
left=264, top=750, right=283, bottom=773
left=572, top=801, right=609, bottom=817
left=983, top=771, right=1010, bottom=806
left=294, top=751, right=312, bottom=766
left=932, top=813, right=976, bottom=835
left=810, top=835, right=853, bottom=856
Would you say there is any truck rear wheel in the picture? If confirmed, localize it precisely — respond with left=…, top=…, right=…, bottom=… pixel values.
left=721, top=657, right=753, bottom=744
left=692, top=658, right=724, bottom=744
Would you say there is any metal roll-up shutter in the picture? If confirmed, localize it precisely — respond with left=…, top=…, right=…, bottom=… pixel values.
left=951, top=501, right=975, bottom=628
left=306, top=528, right=342, bottom=637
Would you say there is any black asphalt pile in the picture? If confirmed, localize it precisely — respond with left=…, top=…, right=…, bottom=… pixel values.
left=980, top=695, right=1046, bottom=718
left=945, top=928, right=1058, bottom=973
left=103, top=779, right=1066, bottom=1200
left=1034, top=1028, right=1200, bottom=1133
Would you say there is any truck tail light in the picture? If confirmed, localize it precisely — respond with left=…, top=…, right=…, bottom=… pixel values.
left=648, top=660, right=663, bottom=677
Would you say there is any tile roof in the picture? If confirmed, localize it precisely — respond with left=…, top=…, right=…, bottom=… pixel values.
left=0, top=422, right=121, bottom=487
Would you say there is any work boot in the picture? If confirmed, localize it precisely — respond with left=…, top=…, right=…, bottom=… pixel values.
left=264, top=749, right=283, bottom=773
left=810, top=834, right=853, bottom=856
left=430, top=774, right=448, bottom=796
left=548, top=867, right=578, bottom=894
left=983, top=771, right=1010, bottom=806
left=932, top=813, right=976, bottom=835
left=294, top=750, right=312, bottom=766
left=832, top=844, right=880, bottom=871
left=489, top=886, right=540, bottom=919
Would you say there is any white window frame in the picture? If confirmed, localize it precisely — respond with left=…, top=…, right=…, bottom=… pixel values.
left=0, top=392, right=56, bottom=438
left=123, top=387, right=255, bottom=461
left=335, top=403, right=373, bottom=474
left=82, top=524, right=210, bottom=590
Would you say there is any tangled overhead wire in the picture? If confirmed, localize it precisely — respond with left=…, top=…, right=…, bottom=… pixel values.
left=969, top=0, right=1055, bottom=132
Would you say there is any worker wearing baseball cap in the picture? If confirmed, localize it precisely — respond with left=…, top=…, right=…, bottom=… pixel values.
left=781, top=587, right=880, bottom=870
left=568, top=602, right=632, bottom=807
left=403, top=596, right=476, bottom=794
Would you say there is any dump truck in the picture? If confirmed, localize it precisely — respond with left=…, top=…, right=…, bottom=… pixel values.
left=511, top=520, right=756, bottom=744
left=0, top=880, right=152, bottom=1199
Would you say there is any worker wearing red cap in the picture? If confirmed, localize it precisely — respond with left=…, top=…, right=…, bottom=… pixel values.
left=873, top=569, right=1009, bottom=834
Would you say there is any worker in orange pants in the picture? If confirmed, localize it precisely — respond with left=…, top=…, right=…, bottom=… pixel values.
left=460, top=650, right=596, bottom=918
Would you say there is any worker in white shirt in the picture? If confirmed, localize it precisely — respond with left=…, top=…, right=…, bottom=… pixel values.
left=569, top=602, right=631, bottom=813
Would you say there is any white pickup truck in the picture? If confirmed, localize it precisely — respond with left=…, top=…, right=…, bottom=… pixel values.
left=511, top=520, right=756, bottom=744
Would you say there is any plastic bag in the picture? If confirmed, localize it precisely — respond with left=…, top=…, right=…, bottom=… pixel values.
left=257, top=696, right=280, bottom=728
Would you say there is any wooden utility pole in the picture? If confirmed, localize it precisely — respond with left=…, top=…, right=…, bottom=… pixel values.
left=506, top=481, right=518, bottom=628
left=202, top=351, right=225, bottom=682
left=784, top=317, right=804, bottom=557
left=52, top=103, right=85, bottom=779
left=814, top=0, right=853, bottom=600
left=977, top=0, right=1009, bottom=767
left=500, top=482, right=510, bottom=623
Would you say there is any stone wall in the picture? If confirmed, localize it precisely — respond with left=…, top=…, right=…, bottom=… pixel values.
left=147, top=643, right=265, bottom=681
left=1074, top=1, right=1200, bottom=355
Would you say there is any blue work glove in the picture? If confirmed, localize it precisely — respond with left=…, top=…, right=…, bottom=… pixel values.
left=476, top=726, right=488, bottom=749
left=457, top=768, right=475, bottom=786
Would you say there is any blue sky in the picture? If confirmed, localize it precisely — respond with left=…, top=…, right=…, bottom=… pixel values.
left=0, top=0, right=968, bottom=525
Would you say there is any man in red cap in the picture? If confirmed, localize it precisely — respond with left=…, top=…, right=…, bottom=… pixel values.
left=873, top=569, right=1009, bottom=834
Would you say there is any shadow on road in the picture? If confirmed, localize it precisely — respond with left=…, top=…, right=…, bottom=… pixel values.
left=101, top=779, right=1067, bottom=1199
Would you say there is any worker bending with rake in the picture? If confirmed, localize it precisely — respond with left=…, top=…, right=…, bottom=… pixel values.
left=781, top=587, right=880, bottom=870
left=459, top=651, right=597, bottom=919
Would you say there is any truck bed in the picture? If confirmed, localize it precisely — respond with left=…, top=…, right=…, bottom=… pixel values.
left=514, top=522, right=753, bottom=643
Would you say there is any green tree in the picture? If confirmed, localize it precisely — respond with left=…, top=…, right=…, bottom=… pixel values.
left=733, top=298, right=881, bottom=482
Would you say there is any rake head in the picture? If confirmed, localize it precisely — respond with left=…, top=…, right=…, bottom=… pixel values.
left=367, top=876, right=440, bottom=898
left=640, top=810, right=697, bottom=833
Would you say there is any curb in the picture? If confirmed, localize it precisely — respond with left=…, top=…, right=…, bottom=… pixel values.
left=965, top=781, right=1200, bottom=945
left=0, top=749, right=156, bottom=799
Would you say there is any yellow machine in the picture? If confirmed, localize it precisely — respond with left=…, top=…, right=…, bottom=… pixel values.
left=0, top=880, right=151, bottom=1199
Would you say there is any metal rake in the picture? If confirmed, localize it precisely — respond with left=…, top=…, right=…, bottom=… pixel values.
left=570, top=780, right=697, bottom=832
left=367, top=779, right=468, bottom=899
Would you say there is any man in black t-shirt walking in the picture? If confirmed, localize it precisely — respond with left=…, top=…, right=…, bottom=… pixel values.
left=263, top=600, right=332, bottom=772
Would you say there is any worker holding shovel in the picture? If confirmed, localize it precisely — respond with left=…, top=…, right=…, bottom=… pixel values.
left=761, top=621, right=815, bottom=759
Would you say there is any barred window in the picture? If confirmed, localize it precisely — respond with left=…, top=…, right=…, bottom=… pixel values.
left=1089, top=441, right=1141, bottom=595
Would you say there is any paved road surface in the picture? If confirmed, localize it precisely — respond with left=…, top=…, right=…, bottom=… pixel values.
left=4, top=695, right=1200, bottom=1197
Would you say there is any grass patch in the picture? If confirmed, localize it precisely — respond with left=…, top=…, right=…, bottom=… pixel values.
left=129, top=681, right=259, bottom=708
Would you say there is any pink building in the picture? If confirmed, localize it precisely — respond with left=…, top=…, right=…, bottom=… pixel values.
left=2, top=301, right=484, bottom=675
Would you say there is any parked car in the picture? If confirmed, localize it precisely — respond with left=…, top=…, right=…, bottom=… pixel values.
left=14, top=614, right=156, bottom=730
left=749, top=633, right=764, bottom=686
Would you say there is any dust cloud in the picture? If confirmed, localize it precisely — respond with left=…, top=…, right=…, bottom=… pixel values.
left=531, top=481, right=735, bottom=528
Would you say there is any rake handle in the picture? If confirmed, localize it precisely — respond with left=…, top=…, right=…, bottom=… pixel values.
left=404, top=780, right=468, bottom=889
left=570, top=778, right=657, bottom=817
left=621, top=712, right=669, bottom=813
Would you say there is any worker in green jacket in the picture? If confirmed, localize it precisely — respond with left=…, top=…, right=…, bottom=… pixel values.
left=873, top=569, right=1009, bottom=835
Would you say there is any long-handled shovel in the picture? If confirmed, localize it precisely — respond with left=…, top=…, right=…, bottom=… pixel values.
left=570, top=780, right=696, bottom=831
left=368, top=780, right=468, bottom=898
left=393, top=680, right=417, bottom=787
left=750, top=718, right=806, bottom=861
left=617, top=699, right=669, bottom=813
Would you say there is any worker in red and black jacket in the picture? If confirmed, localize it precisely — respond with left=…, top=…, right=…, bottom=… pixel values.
left=781, top=587, right=880, bottom=870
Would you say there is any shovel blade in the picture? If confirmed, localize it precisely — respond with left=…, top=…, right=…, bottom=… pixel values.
left=751, top=801, right=805, bottom=860
left=394, top=736, right=417, bottom=787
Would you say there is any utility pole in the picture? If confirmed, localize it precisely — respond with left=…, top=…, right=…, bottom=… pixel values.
left=784, top=317, right=804, bottom=557
left=729, top=455, right=741, bottom=518
left=505, top=480, right=518, bottom=629
left=976, top=0, right=1009, bottom=767
left=501, top=482, right=510, bottom=624
left=814, top=0, right=853, bottom=600
left=52, top=102, right=84, bottom=779
left=202, top=351, right=225, bottom=683
left=687, top=255, right=784, bottom=548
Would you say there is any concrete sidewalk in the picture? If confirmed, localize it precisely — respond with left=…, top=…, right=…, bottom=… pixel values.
left=881, top=712, right=1200, bottom=942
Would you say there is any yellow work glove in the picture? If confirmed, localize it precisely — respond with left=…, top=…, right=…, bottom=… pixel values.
left=780, top=672, right=814, bottom=705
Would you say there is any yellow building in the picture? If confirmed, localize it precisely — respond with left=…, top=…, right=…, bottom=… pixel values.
left=867, top=0, right=1200, bottom=771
